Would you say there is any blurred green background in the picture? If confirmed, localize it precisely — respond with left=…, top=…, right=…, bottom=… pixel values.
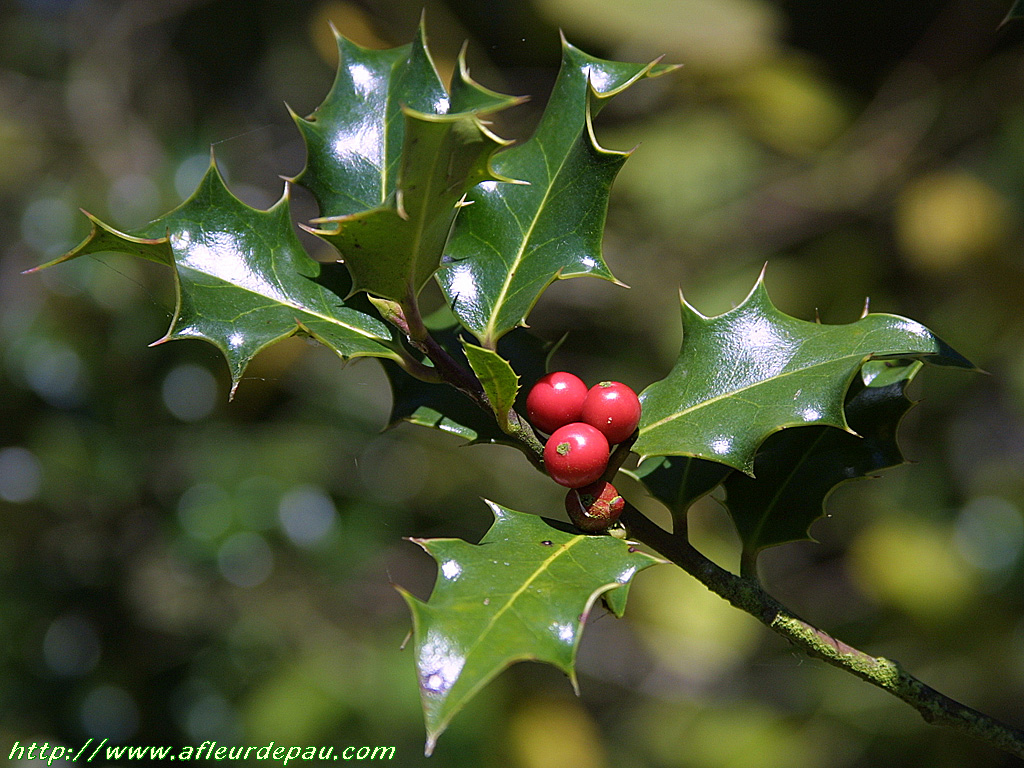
left=2, top=0, right=1024, bottom=765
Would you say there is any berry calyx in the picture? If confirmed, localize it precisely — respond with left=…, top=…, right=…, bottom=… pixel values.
left=565, top=480, right=625, bottom=532
left=543, top=422, right=610, bottom=487
left=526, top=371, right=588, bottom=434
left=581, top=381, right=642, bottom=445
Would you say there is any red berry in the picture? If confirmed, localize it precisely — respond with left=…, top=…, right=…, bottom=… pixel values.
left=565, top=481, right=625, bottom=532
left=526, top=371, right=588, bottom=434
left=581, top=381, right=642, bottom=445
left=544, top=422, right=610, bottom=488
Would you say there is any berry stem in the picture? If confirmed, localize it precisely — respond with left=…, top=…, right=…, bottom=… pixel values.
left=601, top=428, right=638, bottom=483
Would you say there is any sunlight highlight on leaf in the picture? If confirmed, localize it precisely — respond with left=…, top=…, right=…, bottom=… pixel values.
left=635, top=272, right=974, bottom=472
left=399, top=502, right=662, bottom=755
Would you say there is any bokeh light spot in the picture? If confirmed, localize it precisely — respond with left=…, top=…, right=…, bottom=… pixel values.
left=162, top=363, right=218, bottom=422
left=0, top=446, right=43, bottom=503
left=954, top=496, right=1024, bottom=574
left=177, top=482, right=233, bottom=541
left=80, top=684, right=139, bottom=742
left=43, top=614, right=101, bottom=677
left=218, top=532, right=273, bottom=587
left=278, top=484, right=337, bottom=547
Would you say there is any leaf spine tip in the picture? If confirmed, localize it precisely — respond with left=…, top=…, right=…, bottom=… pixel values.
left=679, top=293, right=707, bottom=321
left=738, top=267, right=770, bottom=308
left=482, top=498, right=506, bottom=519
left=635, top=53, right=672, bottom=82
left=656, top=60, right=685, bottom=75
left=568, top=669, right=581, bottom=696
left=276, top=181, right=292, bottom=204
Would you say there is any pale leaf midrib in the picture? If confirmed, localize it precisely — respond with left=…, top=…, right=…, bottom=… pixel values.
left=639, top=352, right=873, bottom=436
left=404, top=122, right=448, bottom=294
left=180, top=263, right=386, bottom=341
left=481, top=135, right=573, bottom=344
left=465, top=534, right=583, bottom=655
left=431, top=534, right=592, bottom=738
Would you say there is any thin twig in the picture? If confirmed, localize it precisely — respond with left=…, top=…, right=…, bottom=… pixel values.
left=602, top=429, right=638, bottom=483
left=619, top=503, right=1024, bottom=760
left=382, top=291, right=547, bottom=469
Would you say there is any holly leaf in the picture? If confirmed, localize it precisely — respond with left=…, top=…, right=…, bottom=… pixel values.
left=309, top=107, right=515, bottom=302
left=290, top=24, right=450, bottom=218
left=462, top=342, right=520, bottom=430
left=398, top=502, right=662, bottom=755
left=32, top=161, right=400, bottom=392
left=722, top=360, right=923, bottom=565
left=294, top=25, right=520, bottom=303
left=438, top=39, right=678, bottom=347
left=384, top=326, right=550, bottom=445
left=634, top=272, right=975, bottom=472
left=629, top=456, right=732, bottom=533
left=382, top=357, right=504, bottom=444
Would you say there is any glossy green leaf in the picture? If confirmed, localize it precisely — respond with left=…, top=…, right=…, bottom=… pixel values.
left=438, top=40, right=678, bottom=347
left=35, top=161, right=400, bottom=391
left=294, top=26, right=520, bottom=303
left=399, top=502, right=662, bottom=755
left=309, top=107, right=514, bottom=302
left=448, top=44, right=528, bottom=115
left=291, top=24, right=449, bottom=217
left=384, top=326, right=550, bottom=446
left=462, top=342, right=520, bottom=430
left=634, top=272, right=975, bottom=472
left=629, top=456, right=732, bottom=533
left=383, top=359, right=502, bottom=444
left=722, top=360, right=923, bottom=564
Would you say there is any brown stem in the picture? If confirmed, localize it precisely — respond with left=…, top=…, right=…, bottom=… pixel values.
left=400, top=294, right=490, bottom=410
left=602, top=429, right=638, bottom=483
left=619, top=502, right=1024, bottom=761
left=379, top=291, right=546, bottom=470
left=502, top=409, right=546, bottom=469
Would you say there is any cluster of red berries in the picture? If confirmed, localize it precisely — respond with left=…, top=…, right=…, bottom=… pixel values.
left=525, top=372, right=641, bottom=532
